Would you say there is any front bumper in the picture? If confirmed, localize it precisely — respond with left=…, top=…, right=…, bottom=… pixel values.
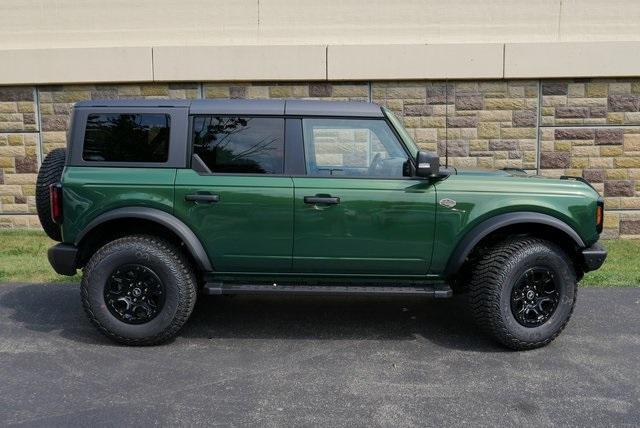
left=581, top=242, right=607, bottom=272
left=48, top=244, right=78, bottom=276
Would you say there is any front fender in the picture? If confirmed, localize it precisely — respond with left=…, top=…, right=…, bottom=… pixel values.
left=443, top=211, right=585, bottom=278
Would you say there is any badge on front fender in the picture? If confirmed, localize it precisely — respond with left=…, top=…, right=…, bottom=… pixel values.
left=439, top=198, right=457, bottom=208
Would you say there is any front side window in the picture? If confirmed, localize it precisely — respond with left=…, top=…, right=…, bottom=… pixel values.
left=83, top=113, right=170, bottom=162
left=302, top=118, right=408, bottom=177
left=192, top=116, right=284, bottom=174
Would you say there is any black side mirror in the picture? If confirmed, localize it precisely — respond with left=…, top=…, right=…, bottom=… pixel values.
left=415, top=151, right=440, bottom=178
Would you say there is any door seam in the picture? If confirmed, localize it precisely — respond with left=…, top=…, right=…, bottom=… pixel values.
left=289, top=176, right=296, bottom=272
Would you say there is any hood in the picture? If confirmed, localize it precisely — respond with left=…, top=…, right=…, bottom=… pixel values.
left=450, top=168, right=600, bottom=194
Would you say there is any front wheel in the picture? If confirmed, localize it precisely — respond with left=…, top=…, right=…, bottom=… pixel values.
left=468, top=237, right=577, bottom=350
left=81, top=235, right=197, bottom=345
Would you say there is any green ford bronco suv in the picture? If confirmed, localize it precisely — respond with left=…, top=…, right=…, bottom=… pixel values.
left=35, top=99, right=607, bottom=349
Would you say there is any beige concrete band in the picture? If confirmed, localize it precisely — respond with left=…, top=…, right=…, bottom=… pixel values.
left=1, top=41, right=640, bottom=85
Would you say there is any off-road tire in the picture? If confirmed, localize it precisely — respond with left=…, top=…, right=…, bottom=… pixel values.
left=35, top=148, right=66, bottom=241
left=468, top=237, right=577, bottom=350
left=81, top=235, right=197, bottom=346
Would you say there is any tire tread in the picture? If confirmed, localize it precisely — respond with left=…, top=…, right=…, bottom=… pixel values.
left=35, top=148, right=66, bottom=241
left=468, top=237, right=577, bottom=350
left=80, top=235, right=197, bottom=346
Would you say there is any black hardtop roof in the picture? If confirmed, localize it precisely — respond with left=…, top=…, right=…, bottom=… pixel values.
left=74, top=99, right=384, bottom=117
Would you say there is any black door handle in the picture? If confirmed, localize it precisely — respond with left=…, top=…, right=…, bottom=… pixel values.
left=304, top=196, right=340, bottom=205
left=185, top=193, right=220, bottom=203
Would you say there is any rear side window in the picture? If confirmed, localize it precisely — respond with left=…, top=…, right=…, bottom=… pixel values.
left=83, top=113, right=170, bottom=162
left=192, top=116, right=284, bottom=174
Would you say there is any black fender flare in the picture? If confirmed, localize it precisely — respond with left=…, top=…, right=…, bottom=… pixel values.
left=75, top=207, right=213, bottom=271
left=444, top=211, right=585, bottom=278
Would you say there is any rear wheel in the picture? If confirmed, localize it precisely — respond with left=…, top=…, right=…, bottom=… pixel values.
left=35, top=148, right=66, bottom=241
left=81, top=235, right=197, bottom=345
left=468, top=237, right=577, bottom=350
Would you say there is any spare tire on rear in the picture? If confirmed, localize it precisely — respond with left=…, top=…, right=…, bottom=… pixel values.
left=36, top=148, right=66, bottom=241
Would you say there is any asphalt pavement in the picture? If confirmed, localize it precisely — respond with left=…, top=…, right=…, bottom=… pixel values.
left=0, top=283, right=638, bottom=427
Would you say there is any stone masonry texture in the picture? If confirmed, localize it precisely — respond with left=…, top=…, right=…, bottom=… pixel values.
left=1, top=79, right=640, bottom=238
left=372, top=81, right=538, bottom=170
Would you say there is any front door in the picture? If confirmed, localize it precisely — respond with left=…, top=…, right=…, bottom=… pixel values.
left=292, top=117, right=437, bottom=275
left=174, top=115, right=293, bottom=272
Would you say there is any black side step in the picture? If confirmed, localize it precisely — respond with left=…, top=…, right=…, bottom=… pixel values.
left=202, top=283, right=452, bottom=298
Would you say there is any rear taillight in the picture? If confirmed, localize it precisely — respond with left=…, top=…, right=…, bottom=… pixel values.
left=596, top=197, right=604, bottom=233
left=49, top=183, right=63, bottom=224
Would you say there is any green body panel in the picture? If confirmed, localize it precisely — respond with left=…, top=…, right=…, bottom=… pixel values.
left=292, top=177, right=436, bottom=275
left=60, top=167, right=601, bottom=279
left=173, top=169, right=293, bottom=272
left=429, top=172, right=601, bottom=274
left=61, top=167, right=177, bottom=243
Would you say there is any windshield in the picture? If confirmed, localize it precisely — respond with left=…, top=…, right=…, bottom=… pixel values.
left=382, top=107, right=419, bottom=158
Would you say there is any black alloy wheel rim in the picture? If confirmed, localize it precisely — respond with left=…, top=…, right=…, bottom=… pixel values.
left=510, top=267, right=560, bottom=327
left=104, top=264, right=165, bottom=324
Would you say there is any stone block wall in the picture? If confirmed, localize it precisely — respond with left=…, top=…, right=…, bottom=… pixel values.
left=0, top=87, right=39, bottom=227
left=537, top=79, right=640, bottom=237
left=372, top=81, right=539, bottom=170
left=1, top=79, right=640, bottom=238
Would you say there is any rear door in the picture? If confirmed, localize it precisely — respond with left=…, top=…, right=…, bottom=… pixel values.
left=292, top=117, right=437, bottom=275
left=174, top=115, right=293, bottom=272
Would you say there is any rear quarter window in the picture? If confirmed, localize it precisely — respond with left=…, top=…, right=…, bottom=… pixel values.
left=83, top=113, right=170, bottom=162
